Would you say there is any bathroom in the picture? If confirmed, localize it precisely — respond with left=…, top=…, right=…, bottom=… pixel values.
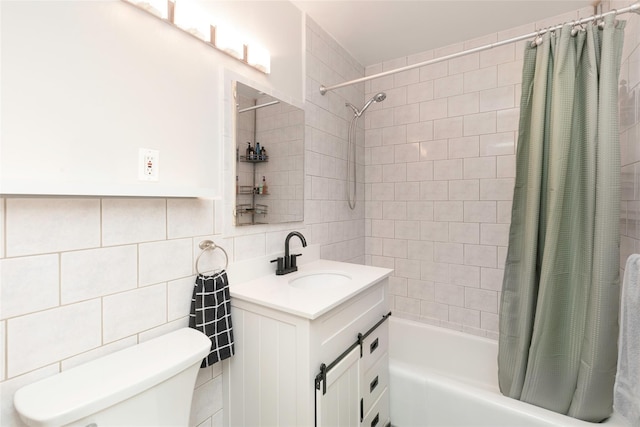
left=1, top=0, right=639, bottom=426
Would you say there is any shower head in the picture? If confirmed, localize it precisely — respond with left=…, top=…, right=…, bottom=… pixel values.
left=346, top=92, right=387, bottom=117
left=359, top=92, right=387, bottom=115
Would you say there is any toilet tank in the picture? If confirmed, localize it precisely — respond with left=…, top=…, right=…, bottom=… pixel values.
left=14, top=328, right=211, bottom=427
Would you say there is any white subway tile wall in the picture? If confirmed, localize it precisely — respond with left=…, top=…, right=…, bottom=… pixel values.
left=364, top=5, right=598, bottom=339
left=612, top=0, right=640, bottom=281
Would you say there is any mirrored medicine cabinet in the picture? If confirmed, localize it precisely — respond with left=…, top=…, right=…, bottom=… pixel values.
left=233, top=81, right=304, bottom=226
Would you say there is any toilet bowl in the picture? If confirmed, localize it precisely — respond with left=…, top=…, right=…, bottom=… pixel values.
left=14, top=328, right=211, bottom=427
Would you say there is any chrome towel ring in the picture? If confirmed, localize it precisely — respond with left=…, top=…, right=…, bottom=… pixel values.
left=195, top=240, right=229, bottom=275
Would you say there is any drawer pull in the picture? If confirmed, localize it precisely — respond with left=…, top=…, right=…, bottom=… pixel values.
left=370, top=375, right=379, bottom=393
left=370, top=338, right=379, bottom=354
left=370, top=413, right=379, bottom=427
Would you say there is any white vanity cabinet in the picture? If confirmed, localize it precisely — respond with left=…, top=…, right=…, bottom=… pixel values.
left=225, top=259, right=391, bottom=427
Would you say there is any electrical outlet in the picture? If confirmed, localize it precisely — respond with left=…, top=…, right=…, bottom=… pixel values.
left=139, top=148, right=159, bottom=181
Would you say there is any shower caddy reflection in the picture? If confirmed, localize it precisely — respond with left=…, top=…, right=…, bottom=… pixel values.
left=236, top=143, right=269, bottom=225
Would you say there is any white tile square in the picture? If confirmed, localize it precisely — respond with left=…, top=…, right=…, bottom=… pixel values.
left=481, top=223, right=510, bottom=246
left=393, top=104, right=420, bottom=125
left=167, top=277, right=195, bottom=322
left=0, top=198, right=4, bottom=259
left=420, top=99, right=448, bottom=121
left=102, top=198, right=166, bottom=246
left=497, top=155, right=516, bottom=178
left=465, top=288, right=498, bottom=313
left=1, top=255, right=59, bottom=319
left=448, top=53, right=479, bottom=75
left=408, top=240, right=434, bottom=261
left=464, top=201, right=497, bottom=223
left=395, top=182, right=420, bottom=201
left=434, top=201, right=463, bottom=222
left=395, top=258, right=422, bottom=280
left=6, top=198, right=100, bottom=257
left=395, top=220, right=421, bottom=240
left=139, top=238, right=193, bottom=286
left=463, top=112, right=496, bottom=136
left=7, top=300, right=101, bottom=376
left=420, top=181, right=448, bottom=200
left=407, top=81, right=434, bottom=104
left=450, top=264, right=480, bottom=287
left=370, top=146, right=396, bottom=165
left=497, top=108, right=520, bottom=132
left=449, top=222, right=479, bottom=244
left=419, top=61, right=448, bottom=81
left=407, top=278, right=434, bottom=300
left=0, top=321, right=5, bottom=381
left=480, top=132, right=515, bottom=156
left=406, top=161, right=434, bottom=182
left=479, top=86, right=515, bottom=112
left=464, top=157, right=496, bottom=179
left=233, top=233, right=266, bottom=262
left=449, top=306, right=480, bottom=328
left=382, top=125, right=407, bottom=146
left=382, top=164, right=407, bottom=182
left=448, top=93, right=479, bottom=117
left=435, top=283, right=464, bottom=306
left=407, top=121, right=434, bottom=143
left=383, top=201, right=407, bottom=220
left=421, top=221, right=449, bottom=242
left=464, top=66, right=497, bottom=93
left=434, top=117, right=463, bottom=139
left=434, top=74, right=464, bottom=99
left=395, top=296, right=421, bottom=315
left=420, top=300, right=449, bottom=321
left=61, top=245, right=137, bottom=304
left=62, top=336, right=137, bottom=371
left=480, top=178, right=515, bottom=200
left=371, top=220, right=395, bottom=238
left=420, top=140, right=448, bottom=160
left=448, top=136, right=480, bottom=159
left=395, top=143, right=421, bottom=163
left=383, top=238, right=408, bottom=258
left=498, top=61, right=523, bottom=87
left=434, top=242, right=463, bottom=264
left=449, top=180, right=479, bottom=200
left=481, top=267, right=504, bottom=291
left=479, top=44, right=515, bottom=68
left=433, top=159, right=463, bottom=181
left=464, top=244, right=497, bottom=268
left=103, top=284, right=167, bottom=343
left=365, top=165, right=383, bottom=183
left=167, top=199, right=215, bottom=239
left=421, top=260, right=450, bottom=283
left=407, top=201, right=434, bottom=221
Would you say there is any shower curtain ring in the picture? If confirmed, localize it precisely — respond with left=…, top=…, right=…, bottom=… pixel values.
left=531, top=29, right=543, bottom=47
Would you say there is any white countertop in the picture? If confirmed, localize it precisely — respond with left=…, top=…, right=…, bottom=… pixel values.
left=229, top=259, right=393, bottom=320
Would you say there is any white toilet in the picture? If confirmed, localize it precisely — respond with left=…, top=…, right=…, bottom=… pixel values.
left=14, top=328, right=211, bottom=427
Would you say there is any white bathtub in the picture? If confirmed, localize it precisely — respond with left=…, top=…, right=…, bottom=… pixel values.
left=389, top=317, right=630, bottom=427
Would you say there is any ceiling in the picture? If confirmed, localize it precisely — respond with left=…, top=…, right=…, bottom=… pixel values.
left=292, top=1, right=597, bottom=66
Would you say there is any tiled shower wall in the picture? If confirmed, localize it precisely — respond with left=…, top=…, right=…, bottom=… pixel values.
left=613, top=0, right=640, bottom=274
left=0, top=15, right=366, bottom=427
left=363, top=6, right=595, bottom=338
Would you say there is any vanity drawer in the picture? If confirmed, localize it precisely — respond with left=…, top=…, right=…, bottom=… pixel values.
left=361, top=320, right=388, bottom=373
left=361, top=352, right=388, bottom=416
left=361, top=388, right=389, bottom=427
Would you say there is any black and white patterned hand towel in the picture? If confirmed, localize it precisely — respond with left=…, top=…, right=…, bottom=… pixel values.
left=189, top=271, right=234, bottom=367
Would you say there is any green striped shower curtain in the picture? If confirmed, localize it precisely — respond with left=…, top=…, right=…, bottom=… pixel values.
left=498, top=14, right=625, bottom=422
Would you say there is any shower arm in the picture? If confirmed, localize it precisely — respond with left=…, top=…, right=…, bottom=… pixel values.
left=319, top=1, right=640, bottom=95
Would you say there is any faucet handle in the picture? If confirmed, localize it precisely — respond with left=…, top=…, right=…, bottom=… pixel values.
left=290, top=253, right=302, bottom=269
left=270, top=257, right=284, bottom=275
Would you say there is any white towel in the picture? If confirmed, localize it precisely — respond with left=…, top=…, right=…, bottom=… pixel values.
left=613, top=253, right=640, bottom=425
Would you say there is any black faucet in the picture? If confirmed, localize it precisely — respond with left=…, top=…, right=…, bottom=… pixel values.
left=271, top=231, right=307, bottom=275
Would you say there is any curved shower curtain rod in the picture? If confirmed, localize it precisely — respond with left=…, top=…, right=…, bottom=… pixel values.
left=319, top=2, right=640, bottom=95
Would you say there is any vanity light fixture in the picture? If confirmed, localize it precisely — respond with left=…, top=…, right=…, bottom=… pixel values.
left=121, top=0, right=270, bottom=74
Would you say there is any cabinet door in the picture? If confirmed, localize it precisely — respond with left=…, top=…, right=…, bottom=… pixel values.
left=316, top=346, right=360, bottom=427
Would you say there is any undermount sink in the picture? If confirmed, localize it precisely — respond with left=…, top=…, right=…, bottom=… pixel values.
left=288, top=271, right=352, bottom=290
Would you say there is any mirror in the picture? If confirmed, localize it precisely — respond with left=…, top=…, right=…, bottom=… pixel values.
left=234, top=82, right=304, bottom=226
